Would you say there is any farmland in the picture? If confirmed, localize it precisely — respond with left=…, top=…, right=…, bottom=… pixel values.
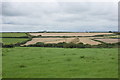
left=1, top=32, right=120, bottom=45
left=1, top=32, right=119, bottom=78
left=29, top=32, right=113, bottom=37
left=1, top=33, right=29, bottom=45
left=95, top=39, right=119, bottom=44
left=2, top=38, right=29, bottom=45
left=2, top=47, right=118, bottom=78
left=24, top=37, right=101, bottom=45
left=23, top=32, right=119, bottom=45
left=1, top=33, right=28, bottom=37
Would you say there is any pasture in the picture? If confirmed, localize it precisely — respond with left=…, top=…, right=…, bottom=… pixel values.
left=1, top=32, right=119, bottom=78
left=2, top=38, right=29, bottom=45
left=2, top=47, right=118, bottom=78
left=1, top=33, right=29, bottom=45
left=1, top=33, right=27, bottom=37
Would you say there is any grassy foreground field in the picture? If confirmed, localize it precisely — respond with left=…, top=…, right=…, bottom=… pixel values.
left=2, top=47, right=118, bottom=78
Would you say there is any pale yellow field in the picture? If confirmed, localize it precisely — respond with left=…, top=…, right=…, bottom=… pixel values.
left=22, top=33, right=118, bottom=46
left=24, top=37, right=101, bottom=45
left=29, top=33, right=113, bottom=37
left=95, top=39, right=119, bottom=43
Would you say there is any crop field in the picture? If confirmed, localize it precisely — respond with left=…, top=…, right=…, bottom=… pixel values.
left=2, top=47, right=118, bottom=78
left=1, top=32, right=119, bottom=45
left=24, top=37, right=101, bottom=45
left=95, top=39, right=119, bottom=44
left=29, top=32, right=113, bottom=37
left=1, top=33, right=27, bottom=37
left=2, top=38, right=29, bottom=45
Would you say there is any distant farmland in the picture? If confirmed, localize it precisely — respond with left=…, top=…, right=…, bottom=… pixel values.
left=95, top=39, right=119, bottom=44
left=1, top=33, right=29, bottom=45
left=1, top=32, right=119, bottom=46
left=2, top=38, right=29, bottom=45
left=23, top=32, right=119, bottom=45
left=29, top=32, right=113, bottom=37
left=24, top=37, right=101, bottom=45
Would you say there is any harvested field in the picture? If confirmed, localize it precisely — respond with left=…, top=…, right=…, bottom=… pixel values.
left=24, top=37, right=101, bottom=45
left=29, top=33, right=113, bottom=37
left=78, top=37, right=101, bottom=45
left=95, top=39, right=119, bottom=43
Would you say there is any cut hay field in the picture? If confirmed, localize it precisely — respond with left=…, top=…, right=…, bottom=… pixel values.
left=2, top=47, right=118, bottom=78
left=29, top=32, right=113, bottom=37
left=95, top=39, right=119, bottom=44
left=24, top=37, right=101, bottom=45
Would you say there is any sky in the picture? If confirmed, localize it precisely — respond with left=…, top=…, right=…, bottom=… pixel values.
left=1, top=1, right=118, bottom=32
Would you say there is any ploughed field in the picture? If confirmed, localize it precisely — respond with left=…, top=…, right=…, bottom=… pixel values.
left=2, top=47, right=118, bottom=78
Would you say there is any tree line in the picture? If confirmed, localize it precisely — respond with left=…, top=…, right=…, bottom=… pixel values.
left=23, top=42, right=119, bottom=48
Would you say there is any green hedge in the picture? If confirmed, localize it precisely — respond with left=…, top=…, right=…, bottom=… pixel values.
left=23, top=42, right=119, bottom=48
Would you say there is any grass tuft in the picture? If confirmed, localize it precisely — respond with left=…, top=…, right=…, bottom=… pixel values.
left=80, top=56, right=85, bottom=59
left=72, top=53, right=76, bottom=55
left=66, top=58, right=72, bottom=61
left=19, top=65, right=26, bottom=68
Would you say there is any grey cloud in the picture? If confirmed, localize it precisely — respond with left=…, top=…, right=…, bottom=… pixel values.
left=1, top=2, right=118, bottom=32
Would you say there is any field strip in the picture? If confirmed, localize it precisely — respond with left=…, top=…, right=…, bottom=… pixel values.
left=23, top=37, right=101, bottom=45
left=29, top=33, right=113, bottom=37
left=94, top=39, right=119, bottom=43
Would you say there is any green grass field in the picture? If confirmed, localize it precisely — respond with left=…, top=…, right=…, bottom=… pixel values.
left=1, top=33, right=27, bottom=37
left=2, top=47, right=118, bottom=78
left=2, top=38, right=29, bottom=45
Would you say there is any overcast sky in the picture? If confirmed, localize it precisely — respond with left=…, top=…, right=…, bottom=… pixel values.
left=1, top=2, right=118, bottom=32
